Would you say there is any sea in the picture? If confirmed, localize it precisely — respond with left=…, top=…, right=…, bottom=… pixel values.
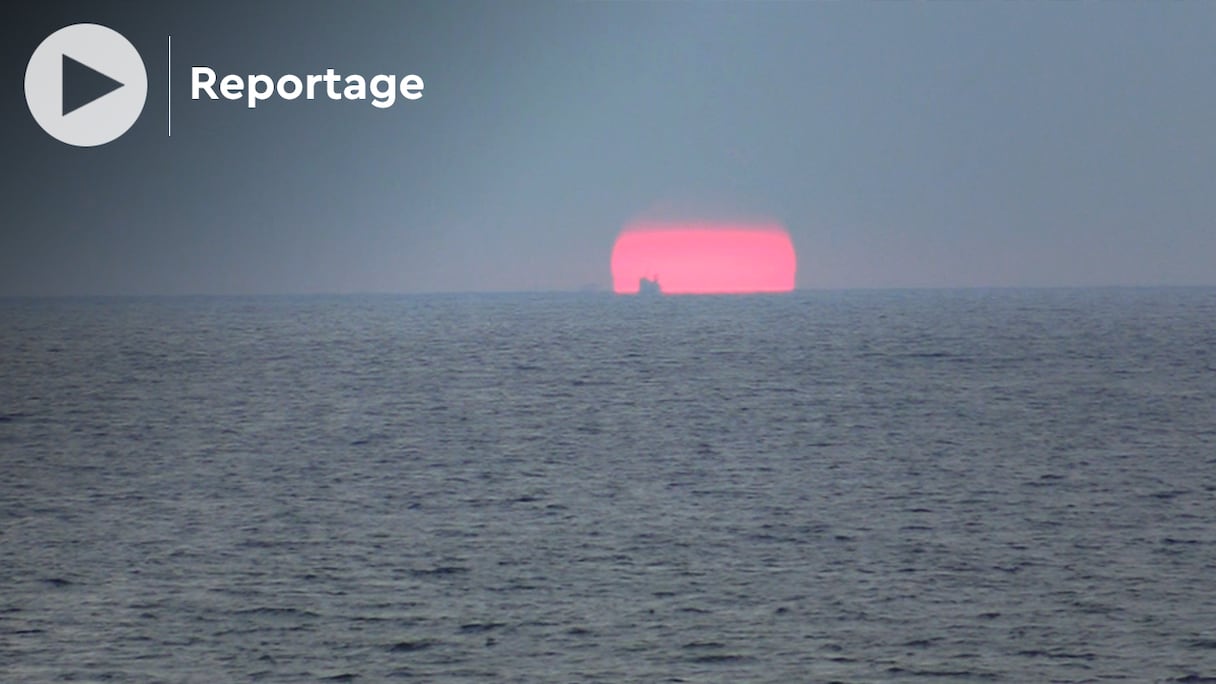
left=2, top=288, right=1215, bottom=683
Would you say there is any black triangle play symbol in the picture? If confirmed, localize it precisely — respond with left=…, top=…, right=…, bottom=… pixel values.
left=62, top=54, right=124, bottom=116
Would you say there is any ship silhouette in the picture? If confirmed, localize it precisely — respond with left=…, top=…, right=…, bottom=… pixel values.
left=638, top=276, right=661, bottom=295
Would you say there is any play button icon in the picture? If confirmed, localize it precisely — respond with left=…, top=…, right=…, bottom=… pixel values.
left=62, top=54, right=126, bottom=116
left=25, top=24, right=147, bottom=147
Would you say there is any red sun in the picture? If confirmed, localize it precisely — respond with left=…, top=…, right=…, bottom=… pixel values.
left=610, top=221, right=797, bottom=294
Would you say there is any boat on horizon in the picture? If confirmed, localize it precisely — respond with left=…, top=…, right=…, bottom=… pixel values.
left=639, top=276, right=661, bottom=295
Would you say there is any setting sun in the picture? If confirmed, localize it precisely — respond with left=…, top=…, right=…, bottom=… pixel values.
left=610, top=222, right=797, bottom=294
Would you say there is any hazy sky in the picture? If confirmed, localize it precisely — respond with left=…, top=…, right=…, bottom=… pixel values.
left=4, top=1, right=1214, bottom=295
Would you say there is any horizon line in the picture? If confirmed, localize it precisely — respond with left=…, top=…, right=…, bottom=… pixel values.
left=2, top=283, right=1216, bottom=300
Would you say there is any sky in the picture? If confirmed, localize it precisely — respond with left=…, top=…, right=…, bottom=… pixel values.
left=2, top=1, right=1214, bottom=295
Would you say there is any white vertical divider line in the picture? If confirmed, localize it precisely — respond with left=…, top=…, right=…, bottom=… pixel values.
left=168, top=35, right=171, bottom=137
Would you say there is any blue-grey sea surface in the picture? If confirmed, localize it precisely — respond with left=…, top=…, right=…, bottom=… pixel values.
left=2, top=289, right=1216, bottom=682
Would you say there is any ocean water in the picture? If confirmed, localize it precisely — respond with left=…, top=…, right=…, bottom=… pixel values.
left=2, top=289, right=1215, bottom=683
